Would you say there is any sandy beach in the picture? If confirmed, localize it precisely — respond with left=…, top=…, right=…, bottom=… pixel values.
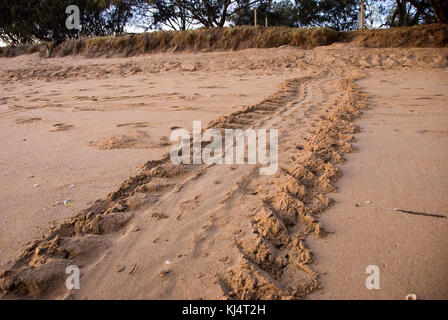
left=308, top=69, right=448, bottom=299
left=0, top=43, right=447, bottom=299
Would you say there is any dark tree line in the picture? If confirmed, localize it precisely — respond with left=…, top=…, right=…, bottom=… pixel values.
left=384, top=0, right=448, bottom=26
left=143, top=0, right=360, bottom=30
left=0, top=0, right=135, bottom=44
left=1, top=0, right=447, bottom=45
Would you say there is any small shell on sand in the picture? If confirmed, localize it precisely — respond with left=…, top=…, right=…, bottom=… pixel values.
left=405, top=294, right=417, bottom=300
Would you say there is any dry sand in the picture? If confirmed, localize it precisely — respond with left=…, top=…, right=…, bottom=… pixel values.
left=308, top=69, right=448, bottom=299
left=0, top=49, right=299, bottom=266
left=0, top=44, right=447, bottom=299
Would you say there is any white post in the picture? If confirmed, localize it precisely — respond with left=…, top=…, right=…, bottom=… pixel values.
left=254, top=8, right=257, bottom=27
left=360, top=0, right=365, bottom=29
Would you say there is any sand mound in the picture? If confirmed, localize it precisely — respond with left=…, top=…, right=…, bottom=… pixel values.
left=89, top=130, right=169, bottom=150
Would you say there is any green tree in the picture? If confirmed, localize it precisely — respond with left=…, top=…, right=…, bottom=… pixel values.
left=229, top=0, right=273, bottom=26
left=231, top=0, right=359, bottom=30
left=0, top=0, right=137, bottom=45
left=315, top=0, right=359, bottom=30
left=135, top=0, right=194, bottom=30
left=385, top=0, right=448, bottom=27
left=180, top=0, right=262, bottom=28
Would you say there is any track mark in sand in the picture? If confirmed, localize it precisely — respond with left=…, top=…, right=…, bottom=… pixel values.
left=151, top=212, right=169, bottom=220
left=0, top=75, right=366, bottom=299
left=198, top=85, right=227, bottom=89
left=217, top=75, right=367, bottom=299
left=50, top=123, right=73, bottom=132
left=171, top=106, right=199, bottom=111
left=0, top=159, right=186, bottom=298
left=15, top=117, right=42, bottom=124
left=0, top=77, right=303, bottom=298
left=116, top=122, right=150, bottom=128
left=416, top=129, right=448, bottom=137
left=214, top=79, right=319, bottom=299
left=178, top=195, right=201, bottom=213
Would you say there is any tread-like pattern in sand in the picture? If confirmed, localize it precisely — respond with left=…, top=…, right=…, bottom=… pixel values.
left=0, top=65, right=368, bottom=299
left=3, top=44, right=447, bottom=298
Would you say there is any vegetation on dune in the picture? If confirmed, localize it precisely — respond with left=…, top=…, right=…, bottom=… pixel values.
left=1, top=23, right=447, bottom=58
left=347, top=22, right=448, bottom=47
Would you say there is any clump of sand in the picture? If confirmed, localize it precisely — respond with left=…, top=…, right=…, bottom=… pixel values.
left=89, top=130, right=169, bottom=150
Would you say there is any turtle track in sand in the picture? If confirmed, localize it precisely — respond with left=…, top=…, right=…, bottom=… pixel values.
left=0, top=58, right=387, bottom=299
